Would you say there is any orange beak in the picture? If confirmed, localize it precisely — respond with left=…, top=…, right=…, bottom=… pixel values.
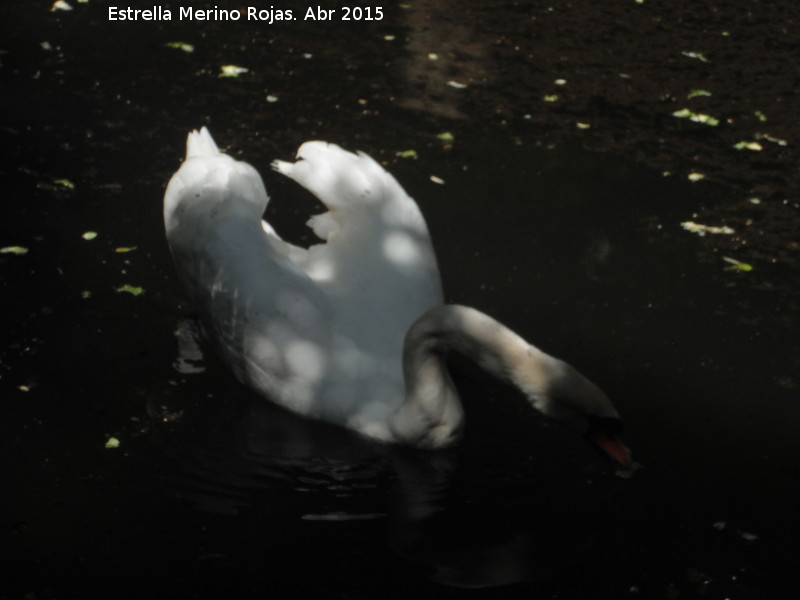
left=589, top=432, right=632, bottom=467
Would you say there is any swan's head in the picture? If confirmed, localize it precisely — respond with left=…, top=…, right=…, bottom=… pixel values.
left=523, top=355, right=631, bottom=467
left=583, top=415, right=631, bottom=467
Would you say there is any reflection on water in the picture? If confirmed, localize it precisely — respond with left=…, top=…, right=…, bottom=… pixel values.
left=396, top=0, right=494, bottom=120
left=151, top=330, right=624, bottom=588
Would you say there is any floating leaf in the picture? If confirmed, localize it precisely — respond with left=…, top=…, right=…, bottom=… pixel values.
left=105, top=437, right=121, bottom=449
left=115, top=246, right=137, bottom=253
left=116, top=284, right=144, bottom=296
left=576, top=122, right=591, bottom=130
left=383, top=35, right=395, bottom=41
left=687, top=89, right=712, bottom=99
left=1, top=245, right=29, bottom=255
left=681, top=221, right=734, bottom=236
left=543, top=94, right=560, bottom=102
left=733, top=141, right=763, bottom=151
left=266, top=94, right=278, bottom=103
left=437, top=132, right=454, bottom=142
left=446, top=80, right=467, bottom=89
left=755, top=132, right=787, bottom=146
left=554, top=78, right=567, bottom=85
left=51, top=0, right=72, bottom=11
left=427, top=53, right=438, bottom=61
left=429, top=175, right=445, bottom=185
left=682, top=51, right=709, bottom=62
left=672, top=108, right=719, bottom=127
left=397, top=149, right=418, bottom=159
left=219, top=65, right=248, bottom=78
left=723, top=257, right=753, bottom=272
left=166, top=42, right=195, bottom=53
left=54, top=178, right=75, bottom=189
left=688, top=172, right=705, bottom=182
left=82, top=231, right=98, bottom=241
left=754, top=110, right=767, bottom=122
left=81, top=290, right=92, bottom=299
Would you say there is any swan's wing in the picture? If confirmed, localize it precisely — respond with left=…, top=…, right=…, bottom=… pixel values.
left=271, top=142, right=444, bottom=353
left=164, top=128, right=333, bottom=416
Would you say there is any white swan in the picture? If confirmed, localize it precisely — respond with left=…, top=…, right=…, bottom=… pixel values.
left=164, top=128, right=630, bottom=464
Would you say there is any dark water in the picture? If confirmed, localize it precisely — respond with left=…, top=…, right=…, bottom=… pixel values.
left=2, top=2, right=798, bottom=599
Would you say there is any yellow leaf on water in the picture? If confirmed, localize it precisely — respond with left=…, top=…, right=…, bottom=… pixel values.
left=1, top=246, right=29, bottom=255
left=219, top=65, right=248, bottom=78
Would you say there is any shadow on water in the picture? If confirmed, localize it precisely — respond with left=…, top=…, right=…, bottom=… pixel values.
left=143, top=315, right=627, bottom=592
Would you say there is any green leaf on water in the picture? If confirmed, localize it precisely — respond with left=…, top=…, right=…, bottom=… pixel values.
left=54, top=178, right=75, bottom=189
left=116, top=284, right=144, bottom=296
left=723, top=257, right=753, bottom=272
left=437, top=132, right=454, bottom=142
left=754, top=132, right=787, bottom=146
left=166, top=42, right=194, bottom=53
left=115, top=246, right=137, bottom=253
left=682, top=51, right=709, bottom=62
left=82, top=231, right=98, bottom=241
left=219, top=65, right=248, bottom=78
left=397, top=150, right=418, bottom=159
left=1, top=245, right=28, bottom=254
left=672, top=108, right=719, bottom=127
left=687, top=89, right=712, bottom=99
left=733, top=141, right=763, bottom=151
left=105, top=437, right=121, bottom=449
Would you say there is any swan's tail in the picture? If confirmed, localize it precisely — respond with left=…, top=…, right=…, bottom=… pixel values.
left=165, top=128, right=269, bottom=229
left=185, top=127, right=220, bottom=159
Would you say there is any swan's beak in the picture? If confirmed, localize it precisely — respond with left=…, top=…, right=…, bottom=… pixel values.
left=588, top=432, right=632, bottom=467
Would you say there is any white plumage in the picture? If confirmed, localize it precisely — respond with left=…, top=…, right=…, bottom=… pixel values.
left=164, top=128, right=629, bottom=462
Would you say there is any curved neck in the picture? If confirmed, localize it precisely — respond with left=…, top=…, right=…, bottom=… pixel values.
left=388, top=305, right=537, bottom=447
left=389, top=304, right=617, bottom=448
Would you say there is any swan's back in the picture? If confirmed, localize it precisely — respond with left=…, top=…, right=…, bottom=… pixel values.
left=164, top=129, right=443, bottom=437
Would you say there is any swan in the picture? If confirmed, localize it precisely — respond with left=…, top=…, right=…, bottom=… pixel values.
left=164, top=128, right=630, bottom=465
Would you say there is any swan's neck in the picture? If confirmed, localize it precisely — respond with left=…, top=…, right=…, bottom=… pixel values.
left=389, top=305, right=618, bottom=448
